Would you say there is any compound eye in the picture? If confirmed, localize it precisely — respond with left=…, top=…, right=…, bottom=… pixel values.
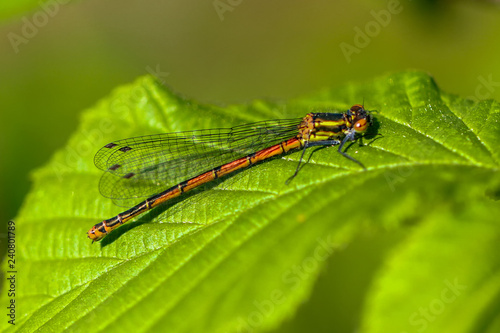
left=350, top=104, right=363, bottom=114
left=354, top=118, right=368, bottom=132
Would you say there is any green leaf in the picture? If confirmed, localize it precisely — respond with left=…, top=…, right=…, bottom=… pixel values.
left=2, top=71, right=499, bottom=333
left=361, top=202, right=500, bottom=333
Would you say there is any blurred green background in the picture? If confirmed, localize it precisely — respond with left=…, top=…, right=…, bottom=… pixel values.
left=1, top=0, right=500, bottom=331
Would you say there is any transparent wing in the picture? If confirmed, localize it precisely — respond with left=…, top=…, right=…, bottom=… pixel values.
left=94, top=118, right=302, bottom=207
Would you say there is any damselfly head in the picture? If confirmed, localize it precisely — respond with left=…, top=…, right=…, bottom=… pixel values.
left=350, top=104, right=372, bottom=133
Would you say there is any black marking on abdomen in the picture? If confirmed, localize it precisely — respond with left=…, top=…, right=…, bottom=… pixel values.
left=119, top=146, right=132, bottom=152
left=178, top=180, right=188, bottom=193
left=247, top=152, right=256, bottom=165
left=105, top=143, right=118, bottom=148
left=123, top=172, right=135, bottom=179
left=98, top=225, right=107, bottom=234
left=213, top=166, right=222, bottom=179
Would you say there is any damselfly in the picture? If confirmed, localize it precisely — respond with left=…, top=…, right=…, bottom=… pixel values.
left=87, top=104, right=373, bottom=242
